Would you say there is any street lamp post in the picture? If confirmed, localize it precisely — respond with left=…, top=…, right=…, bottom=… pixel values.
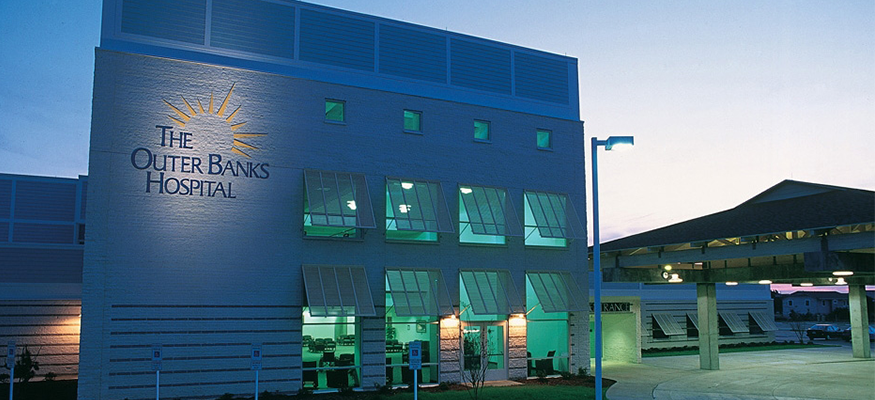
left=591, top=136, right=634, bottom=400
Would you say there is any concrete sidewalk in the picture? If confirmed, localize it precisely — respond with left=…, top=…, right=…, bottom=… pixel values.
left=603, top=346, right=875, bottom=400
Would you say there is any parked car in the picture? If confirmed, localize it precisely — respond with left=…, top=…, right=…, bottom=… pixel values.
left=841, top=325, right=875, bottom=342
left=806, top=324, right=842, bottom=340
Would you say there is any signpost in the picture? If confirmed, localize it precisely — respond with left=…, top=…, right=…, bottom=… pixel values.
left=151, top=344, right=162, bottom=400
left=7, top=342, right=15, bottom=400
left=251, top=344, right=262, bottom=400
left=408, top=341, right=421, bottom=400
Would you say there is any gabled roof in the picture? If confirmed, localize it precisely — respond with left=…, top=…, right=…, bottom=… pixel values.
left=601, top=180, right=875, bottom=252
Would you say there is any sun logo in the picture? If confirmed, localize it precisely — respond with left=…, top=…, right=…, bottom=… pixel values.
left=162, top=83, right=266, bottom=158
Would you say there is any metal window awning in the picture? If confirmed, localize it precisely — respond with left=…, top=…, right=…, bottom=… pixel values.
left=524, top=190, right=585, bottom=239
left=459, top=185, right=523, bottom=236
left=749, top=311, right=778, bottom=332
left=386, top=268, right=455, bottom=316
left=652, top=313, right=685, bottom=336
left=304, top=170, right=376, bottom=228
left=386, top=177, right=454, bottom=233
left=719, top=312, right=749, bottom=333
left=302, top=265, right=376, bottom=317
left=460, top=269, right=525, bottom=315
left=687, top=313, right=699, bottom=330
left=525, top=271, right=587, bottom=313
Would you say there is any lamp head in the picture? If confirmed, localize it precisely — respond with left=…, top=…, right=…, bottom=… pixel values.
left=605, top=136, right=634, bottom=151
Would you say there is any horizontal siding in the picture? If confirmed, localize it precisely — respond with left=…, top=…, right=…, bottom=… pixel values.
left=379, top=24, right=447, bottom=83
left=0, top=301, right=81, bottom=380
left=515, top=52, right=569, bottom=104
left=14, top=180, right=77, bottom=221
left=0, top=222, right=7, bottom=242
left=0, top=179, right=10, bottom=218
left=0, top=247, right=83, bottom=283
left=450, top=38, right=511, bottom=95
left=121, top=0, right=206, bottom=45
left=211, top=0, right=295, bottom=59
left=12, top=223, right=74, bottom=244
left=299, top=9, right=375, bottom=71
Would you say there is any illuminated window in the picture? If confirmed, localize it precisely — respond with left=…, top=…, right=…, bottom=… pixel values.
left=403, top=110, right=422, bottom=133
left=536, top=129, right=552, bottom=150
left=458, top=185, right=522, bottom=245
left=303, top=170, right=375, bottom=238
left=325, top=99, right=345, bottom=123
left=523, top=191, right=585, bottom=247
left=385, top=177, right=453, bottom=242
left=473, top=120, right=490, bottom=142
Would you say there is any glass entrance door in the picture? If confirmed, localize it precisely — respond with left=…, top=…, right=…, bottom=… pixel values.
left=462, top=322, right=507, bottom=381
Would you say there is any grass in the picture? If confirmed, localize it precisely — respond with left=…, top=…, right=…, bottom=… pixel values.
left=643, top=343, right=835, bottom=358
left=387, top=385, right=600, bottom=400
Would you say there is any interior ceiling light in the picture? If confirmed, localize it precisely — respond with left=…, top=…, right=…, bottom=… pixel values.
left=758, top=280, right=772, bottom=285
left=800, top=283, right=814, bottom=287
left=668, top=273, right=683, bottom=283
left=832, top=271, right=854, bottom=276
left=835, top=277, right=848, bottom=285
left=401, top=182, right=414, bottom=190
left=725, top=281, right=738, bottom=286
left=460, top=187, right=473, bottom=194
left=663, top=265, right=672, bottom=271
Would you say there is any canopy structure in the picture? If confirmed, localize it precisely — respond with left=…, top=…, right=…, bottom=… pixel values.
left=302, top=265, right=376, bottom=317
left=592, top=180, right=874, bottom=367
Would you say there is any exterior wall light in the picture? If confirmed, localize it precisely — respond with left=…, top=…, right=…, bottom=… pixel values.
left=835, top=277, right=848, bottom=285
left=668, top=273, right=683, bottom=283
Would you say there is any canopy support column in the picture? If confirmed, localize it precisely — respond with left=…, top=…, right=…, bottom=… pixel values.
left=697, top=283, right=720, bottom=370
left=849, top=284, right=871, bottom=359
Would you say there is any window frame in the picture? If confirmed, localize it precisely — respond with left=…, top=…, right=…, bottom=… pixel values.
left=325, top=99, right=346, bottom=124
left=473, top=119, right=491, bottom=143
left=403, top=109, right=423, bottom=134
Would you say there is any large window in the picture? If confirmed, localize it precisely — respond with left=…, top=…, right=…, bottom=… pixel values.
left=524, top=272, right=585, bottom=377
left=303, top=170, right=375, bottom=238
left=325, top=99, right=345, bottom=123
left=458, top=185, right=522, bottom=245
left=385, top=178, right=453, bottom=242
left=302, top=309, right=360, bottom=389
left=385, top=294, right=439, bottom=385
left=523, top=190, right=586, bottom=247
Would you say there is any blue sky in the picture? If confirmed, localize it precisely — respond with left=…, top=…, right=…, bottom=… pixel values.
left=1, top=0, right=873, bottom=253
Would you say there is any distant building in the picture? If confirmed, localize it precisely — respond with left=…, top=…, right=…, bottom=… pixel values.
left=780, top=291, right=874, bottom=319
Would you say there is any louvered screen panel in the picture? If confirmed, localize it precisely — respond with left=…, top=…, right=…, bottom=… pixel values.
left=121, top=0, right=206, bottom=44
left=450, top=39, right=511, bottom=94
left=0, top=179, right=10, bottom=218
left=299, top=9, right=375, bottom=71
left=12, top=223, right=74, bottom=244
left=750, top=312, right=778, bottom=332
left=211, top=0, right=295, bottom=59
left=302, top=265, right=376, bottom=317
left=379, top=24, right=446, bottom=83
left=652, top=313, right=685, bottom=336
left=524, top=190, right=585, bottom=239
left=720, top=312, right=749, bottom=333
left=515, top=52, right=569, bottom=104
left=459, top=185, right=522, bottom=236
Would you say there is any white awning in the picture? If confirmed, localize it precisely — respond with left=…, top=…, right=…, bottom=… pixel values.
left=386, top=177, right=454, bottom=233
left=687, top=313, right=699, bottom=330
left=459, top=185, right=523, bottom=236
left=304, top=169, right=376, bottom=228
left=719, top=312, right=749, bottom=333
left=652, top=313, right=685, bottom=336
left=386, top=268, right=455, bottom=316
left=302, top=265, right=376, bottom=317
left=749, top=311, right=778, bottom=332
left=523, top=190, right=585, bottom=239
left=526, top=271, right=587, bottom=313
left=460, top=269, right=524, bottom=315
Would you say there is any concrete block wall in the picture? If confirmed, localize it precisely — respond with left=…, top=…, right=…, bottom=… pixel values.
left=439, top=317, right=461, bottom=383
left=507, top=318, right=527, bottom=379
left=568, top=311, right=590, bottom=374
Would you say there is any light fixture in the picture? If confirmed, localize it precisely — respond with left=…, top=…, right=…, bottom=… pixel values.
left=401, top=182, right=414, bottom=190
left=668, top=273, right=683, bottom=283
left=346, top=200, right=357, bottom=210
left=832, top=271, right=854, bottom=277
left=800, top=283, right=814, bottom=287
left=663, top=265, right=672, bottom=271
left=460, top=187, right=473, bottom=194
left=758, top=280, right=772, bottom=285
left=591, top=135, right=635, bottom=400
left=725, top=281, right=738, bottom=286
left=399, top=204, right=412, bottom=213
left=835, top=277, right=847, bottom=285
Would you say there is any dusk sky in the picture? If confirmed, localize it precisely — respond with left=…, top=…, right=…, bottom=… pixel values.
left=1, top=1, right=873, bottom=293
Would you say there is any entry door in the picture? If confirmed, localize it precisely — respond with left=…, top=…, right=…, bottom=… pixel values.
left=462, top=322, right=507, bottom=381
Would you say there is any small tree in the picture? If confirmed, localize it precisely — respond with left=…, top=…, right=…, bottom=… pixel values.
left=788, top=312, right=809, bottom=344
left=460, top=323, right=489, bottom=400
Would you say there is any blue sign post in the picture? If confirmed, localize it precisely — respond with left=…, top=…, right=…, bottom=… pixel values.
left=251, top=344, right=262, bottom=400
left=7, top=342, right=15, bottom=400
left=408, top=341, right=422, bottom=400
left=151, top=344, right=162, bottom=400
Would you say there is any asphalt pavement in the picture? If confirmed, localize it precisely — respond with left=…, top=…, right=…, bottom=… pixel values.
left=603, top=343, right=875, bottom=400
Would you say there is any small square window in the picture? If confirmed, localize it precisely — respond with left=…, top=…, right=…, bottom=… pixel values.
left=537, top=129, right=552, bottom=150
left=325, top=99, right=345, bottom=123
left=404, top=110, right=422, bottom=133
left=474, top=120, right=490, bottom=142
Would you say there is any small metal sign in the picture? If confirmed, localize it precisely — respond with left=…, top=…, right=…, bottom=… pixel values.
left=250, top=344, right=262, bottom=371
left=408, top=340, right=421, bottom=370
left=6, top=342, right=15, bottom=369
left=151, top=344, right=163, bottom=371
